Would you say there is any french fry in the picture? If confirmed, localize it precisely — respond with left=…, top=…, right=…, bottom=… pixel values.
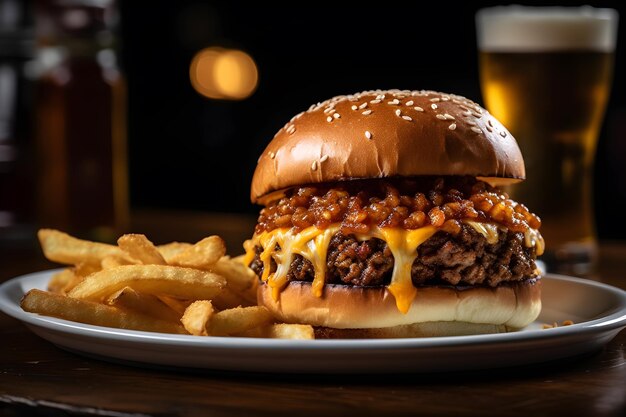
left=106, top=287, right=181, bottom=322
left=209, top=256, right=257, bottom=303
left=181, top=300, right=214, bottom=336
left=61, top=262, right=101, bottom=294
left=117, top=234, right=166, bottom=265
left=101, top=255, right=136, bottom=269
left=208, top=306, right=273, bottom=336
left=30, top=228, right=317, bottom=339
left=231, top=254, right=247, bottom=263
left=157, top=295, right=192, bottom=316
left=47, top=269, right=75, bottom=294
left=62, top=270, right=86, bottom=294
left=38, top=229, right=125, bottom=266
left=157, top=242, right=193, bottom=264
left=168, top=236, right=226, bottom=269
left=68, top=265, right=225, bottom=302
left=21, top=289, right=186, bottom=334
left=266, top=323, right=314, bottom=339
left=74, top=261, right=101, bottom=277
left=211, top=286, right=256, bottom=310
left=240, top=323, right=315, bottom=339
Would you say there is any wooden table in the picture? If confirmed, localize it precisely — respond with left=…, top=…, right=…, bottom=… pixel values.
left=1, top=211, right=625, bottom=417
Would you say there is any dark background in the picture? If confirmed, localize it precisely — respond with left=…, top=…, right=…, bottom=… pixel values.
left=119, top=1, right=623, bottom=240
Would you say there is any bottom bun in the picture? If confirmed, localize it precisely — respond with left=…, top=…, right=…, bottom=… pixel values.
left=257, top=279, right=541, bottom=337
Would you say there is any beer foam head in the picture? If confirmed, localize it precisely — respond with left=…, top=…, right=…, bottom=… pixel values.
left=476, top=6, right=619, bottom=52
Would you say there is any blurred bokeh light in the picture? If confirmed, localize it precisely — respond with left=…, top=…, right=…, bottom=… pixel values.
left=190, top=47, right=258, bottom=100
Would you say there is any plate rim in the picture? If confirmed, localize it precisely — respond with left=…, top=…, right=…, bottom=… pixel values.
left=2, top=269, right=626, bottom=351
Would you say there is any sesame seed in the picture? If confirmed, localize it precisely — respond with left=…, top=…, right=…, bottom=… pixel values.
left=444, top=114, right=455, bottom=120
left=349, top=97, right=359, bottom=102
left=431, top=103, right=438, bottom=110
left=320, top=154, right=329, bottom=162
left=362, top=110, right=372, bottom=115
left=365, top=130, right=372, bottom=139
left=405, top=100, right=414, bottom=106
left=463, top=110, right=472, bottom=116
left=436, top=114, right=447, bottom=120
left=287, top=125, right=296, bottom=134
left=395, top=109, right=402, bottom=117
left=466, top=120, right=476, bottom=126
left=269, top=151, right=275, bottom=159
left=311, top=160, right=318, bottom=171
left=351, top=105, right=358, bottom=110
left=414, top=106, right=424, bottom=112
left=359, top=102, right=368, bottom=109
left=471, top=127, right=482, bottom=134
left=370, top=99, right=381, bottom=104
left=448, top=123, right=457, bottom=130
left=500, top=131, right=507, bottom=137
left=442, top=96, right=450, bottom=101
left=402, top=115, right=412, bottom=121
left=472, top=112, right=482, bottom=118
left=388, top=99, right=400, bottom=105
left=326, top=116, right=333, bottom=122
left=333, top=113, right=340, bottom=119
left=429, top=98, right=441, bottom=102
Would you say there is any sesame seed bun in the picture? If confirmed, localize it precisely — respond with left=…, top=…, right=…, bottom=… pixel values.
left=249, top=88, right=542, bottom=339
left=251, top=89, right=524, bottom=204
left=258, top=279, right=542, bottom=338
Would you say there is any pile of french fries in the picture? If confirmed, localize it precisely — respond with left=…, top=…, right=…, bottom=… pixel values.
left=20, top=229, right=314, bottom=339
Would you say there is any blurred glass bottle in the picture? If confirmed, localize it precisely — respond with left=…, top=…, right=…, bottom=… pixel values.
left=0, top=0, right=36, bottom=244
left=33, top=0, right=127, bottom=242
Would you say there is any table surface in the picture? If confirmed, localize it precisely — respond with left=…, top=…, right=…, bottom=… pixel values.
left=1, top=210, right=625, bottom=417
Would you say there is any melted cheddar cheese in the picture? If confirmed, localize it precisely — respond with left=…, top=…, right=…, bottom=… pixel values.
left=464, top=220, right=545, bottom=256
left=244, top=221, right=544, bottom=314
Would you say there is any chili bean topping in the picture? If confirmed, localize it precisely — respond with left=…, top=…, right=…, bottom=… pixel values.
left=255, top=176, right=541, bottom=235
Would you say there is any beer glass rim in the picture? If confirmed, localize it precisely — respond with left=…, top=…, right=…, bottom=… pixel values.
left=476, top=5, right=619, bottom=53
left=476, top=5, right=618, bottom=21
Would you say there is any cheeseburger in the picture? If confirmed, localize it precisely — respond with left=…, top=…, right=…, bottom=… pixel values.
left=243, top=89, right=544, bottom=338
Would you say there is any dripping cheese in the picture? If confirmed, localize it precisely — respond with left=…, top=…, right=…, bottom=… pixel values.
left=244, top=221, right=543, bottom=313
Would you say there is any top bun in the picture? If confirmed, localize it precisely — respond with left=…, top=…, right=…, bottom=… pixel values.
left=251, top=89, right=524, bottom=204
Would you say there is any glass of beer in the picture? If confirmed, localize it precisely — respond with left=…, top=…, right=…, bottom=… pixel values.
left=476, top=6, right=618, bottom=276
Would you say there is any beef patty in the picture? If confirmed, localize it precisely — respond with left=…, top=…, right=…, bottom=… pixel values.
left=248, top=224, right=538, bottom=288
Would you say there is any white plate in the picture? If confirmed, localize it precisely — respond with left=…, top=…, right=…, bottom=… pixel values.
left=1, top=270, right=626, bottom=374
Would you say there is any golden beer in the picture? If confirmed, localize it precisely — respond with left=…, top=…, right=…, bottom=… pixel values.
left=476, top=7, right=618, bottom=273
